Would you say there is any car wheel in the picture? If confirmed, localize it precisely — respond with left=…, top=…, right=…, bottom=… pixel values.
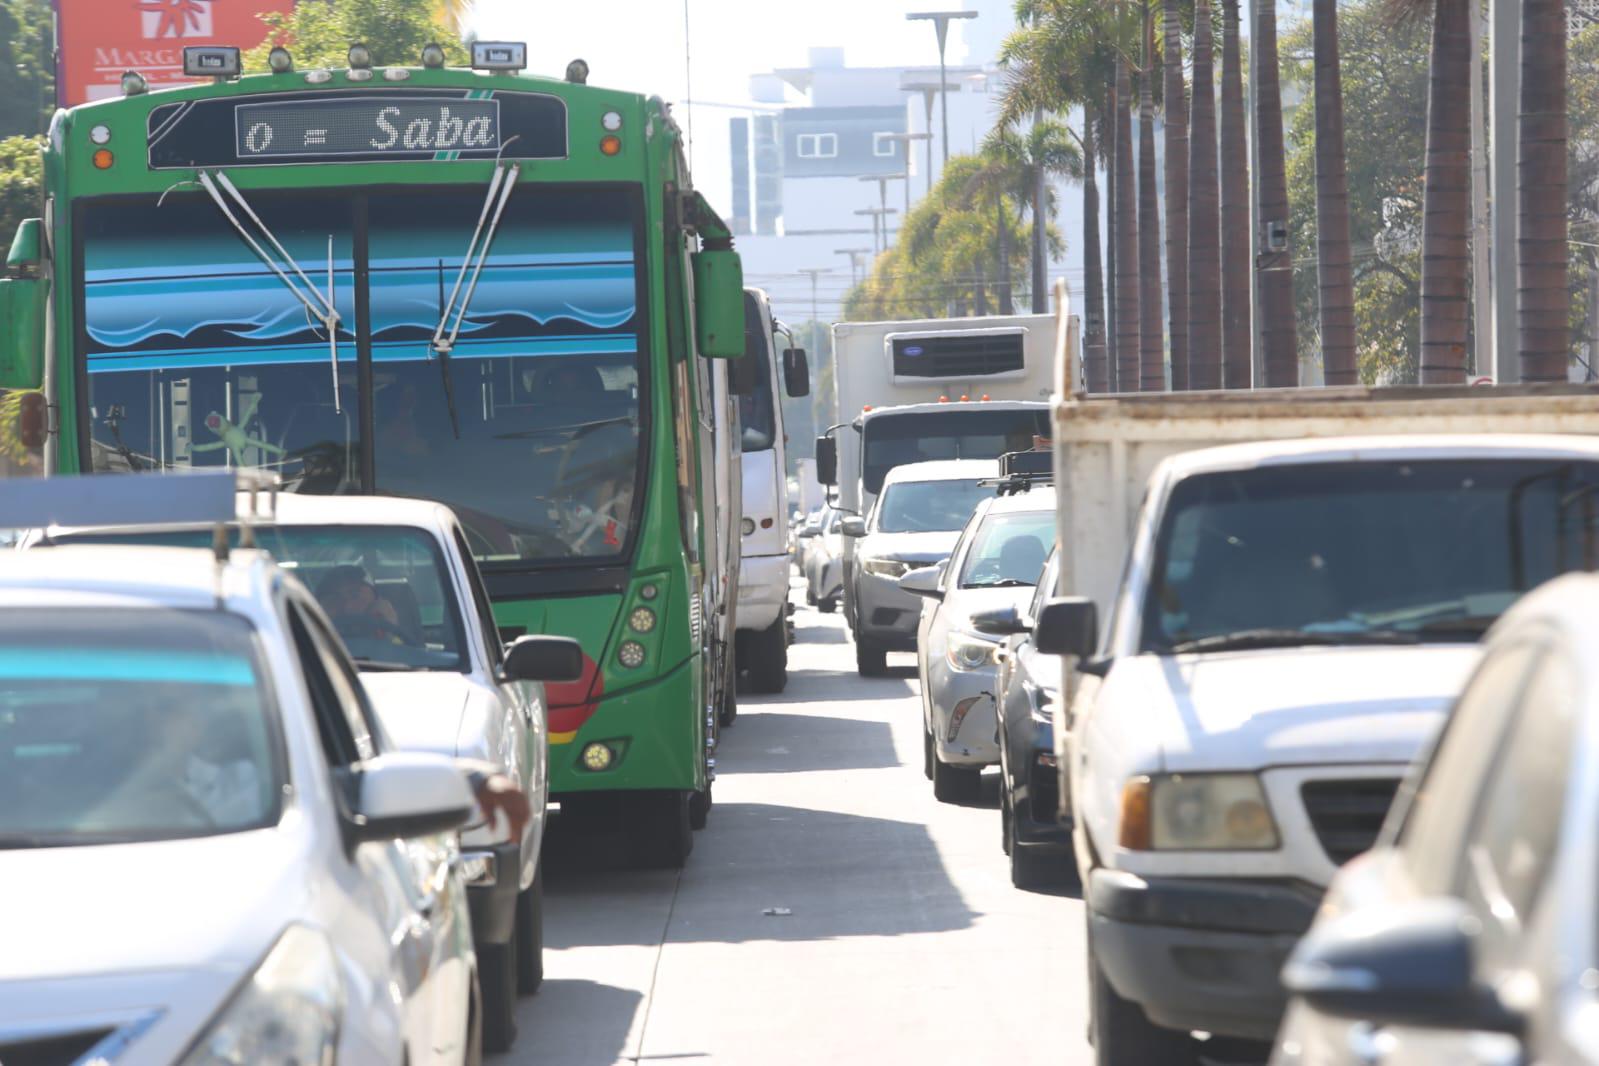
left=817, top=597, right=837, bottom=614
left=1000, top=785, right=1014, bottom=856
left=855, top=637, right=887, bottom=676
left=718, top=677, right=738, bottom=727
left=1088, top=915, right=1200, bottom=1065
left=515, top=865, right=544, bottom=996
left=463, top=968, right=484, bottom=1066
left=746, top=618, right=788, bottom=693
left=922, top=724, right=935, bottom=780
left=632, top=790, right=694, bottom=869
left=690, top=782, right=712, bottom=830
left=478, top=933, right=518, bottom=1054
left=932, top=756, right=981, bottom=804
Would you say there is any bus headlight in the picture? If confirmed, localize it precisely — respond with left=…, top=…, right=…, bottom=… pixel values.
left=861, top=556, right=910, bottom=579
left=946, top=631, right=1001, bottom=672
left=617, top=641, right=646, bottom=669
left=1119, top=774, right=1279, bottom=851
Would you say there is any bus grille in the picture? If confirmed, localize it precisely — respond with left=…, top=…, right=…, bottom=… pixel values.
left=890, top=332, right=1026, bottom=380
left=1301, top=778, right=1401, bottom=867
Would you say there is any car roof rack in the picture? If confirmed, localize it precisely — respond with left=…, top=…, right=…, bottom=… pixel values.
left=980, top=449, right=1053, bottom=496
left=9, top=468, right=279, bottom=562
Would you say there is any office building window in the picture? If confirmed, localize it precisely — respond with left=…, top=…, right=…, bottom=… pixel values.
left=873, top=132, right=898, bottom=158
left=795, top=133, right=838, bottom=159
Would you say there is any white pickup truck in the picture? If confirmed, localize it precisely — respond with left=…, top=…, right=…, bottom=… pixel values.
left=1040, top=305, right=1599, bottom=1063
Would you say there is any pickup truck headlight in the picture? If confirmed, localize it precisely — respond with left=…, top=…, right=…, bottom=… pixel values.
left=1119, top=773, right=1279, bottom=851
left=946, top=631, right=1002, bottom=671
left=861, top=556, right=912, bottom=579
left=180, top=923, right=343, bottom=1065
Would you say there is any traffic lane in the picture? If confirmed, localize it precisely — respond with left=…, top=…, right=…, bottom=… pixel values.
left=504, top=602, right=1093, bottom=1065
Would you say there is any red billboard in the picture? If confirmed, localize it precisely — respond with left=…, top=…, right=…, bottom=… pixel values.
left=56, top=0, right=297, bottom=106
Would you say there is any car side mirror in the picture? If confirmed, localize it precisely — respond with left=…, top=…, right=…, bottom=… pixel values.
left=1282, top=897, right=1523, bottom=1035
left=897, top=565, right=944, bottom=600
left=346, top=753, right=476, bottom=844
left=815, top=436, right=837, bottom=485
left=783, top=346, right=810, bottom=397
left=839, top=516, right=867, bottom=538
left=971, top=605, right=1030, bottom=637
left=501, top=634, right=585, bottom=683
left=1033, top=597, right=1098, bottom=658
left=797, top=526, right=819, bottom=539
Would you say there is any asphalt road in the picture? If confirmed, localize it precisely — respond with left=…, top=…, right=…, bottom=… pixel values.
left=499, top=592, right=1093, bottom=1066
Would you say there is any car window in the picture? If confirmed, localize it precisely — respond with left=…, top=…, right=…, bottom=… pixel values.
left=1457, top=648, right=1576, bottom=967
left=453, top=526, right=503, bottom=669
left=1397, top=640, right=1544, bottom=893
left=958, top=511, right=1054, bottom=588
left=287, top=598, right=376, bottom=766
left=874, top=478, right=992, bottom=533
left=1030, top=551, right=1061, bottom=620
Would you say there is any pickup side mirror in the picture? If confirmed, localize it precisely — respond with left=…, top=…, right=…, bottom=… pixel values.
left=839, top=515, right=867, bottom=538
left=897, top=564, right=943, bottom=600
left=0, top=218, right=46, bottom=390
left=970, top=605, right=1030, bottom=637
left=1033, top=597, right=1098, bottom=658
left=783, top=347, right=810, bottom=397
left=346, top=753, right=477, bottom=844
left=815, top=436, right=837, bottom=485
left=1282, top=897, right=1523, bottom=1035
left=691, top=248, right=745, bottom=358
left=501, top=634, right=585, bottom=683
left=797, top=525, right=820, bottom=539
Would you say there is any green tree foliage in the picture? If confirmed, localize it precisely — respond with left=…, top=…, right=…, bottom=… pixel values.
left=0, top=135, right=43, bottom=253
left=0, top=0, right=54, bottom=138
left=246, top=0, right=469, bottom=72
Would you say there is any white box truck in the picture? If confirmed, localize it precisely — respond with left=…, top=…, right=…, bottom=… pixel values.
left=1037, top=285, right=1599, bottom=1061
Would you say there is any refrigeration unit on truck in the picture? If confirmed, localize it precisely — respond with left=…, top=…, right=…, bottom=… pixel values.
left=1035, top=282, right=1599, bottom=1064
left=733, top=288, right=809, bottom=694
left=813, top=314, right=1054, bottom=669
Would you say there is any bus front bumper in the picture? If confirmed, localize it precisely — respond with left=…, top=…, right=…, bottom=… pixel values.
left=548, top=656, right=704, bottom=797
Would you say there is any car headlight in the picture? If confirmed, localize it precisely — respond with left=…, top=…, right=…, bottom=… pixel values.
left=1025, top=680, right=1055, bottom=724
left=946, top=631, right=1002, bottom=672
left=862, top=556, right=912, bottom=579
left=180, top=924, right=343, bottom=1065
left=1118, top=773, right=1279, bottom=851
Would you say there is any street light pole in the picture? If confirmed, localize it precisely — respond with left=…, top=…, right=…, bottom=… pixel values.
left=797, top=267, right=832, bottom=359
left=859, top=175, right=906, bottom=249
left=886, top=132, right=931, bottom=220
left=854, top=207, right=898, bottom=255
left=907, top=11, right=977, bottom=166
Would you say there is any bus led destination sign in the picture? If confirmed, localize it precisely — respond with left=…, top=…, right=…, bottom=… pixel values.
left=235, top=97, right=502, bottom=158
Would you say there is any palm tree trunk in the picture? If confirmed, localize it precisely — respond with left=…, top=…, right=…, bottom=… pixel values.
left=1312, top=0, right=1358, bottom=384
left=1417, top=0, right=1470, bottom=383
left=1105, top=93, right=1120, bottom=390
left=996, top=192, right=1015, bottom=315
left=1188, top=0, right=1222, bottom=390
left=1139, top=1, right=1164, bottom=391
left=1518, top=0, right=1569, bottom=381
left=1115, top=53, right=1141, bottom=390
left=1032, top=108, right=1050, bottom=314
left=1253, top=0, right=1297, bottom=386
left=1085, top=116, right=1111, bottom=393
left=1163, top=0, right=1190, bottom=391
left=1219, top=0, right=1252, bottom=387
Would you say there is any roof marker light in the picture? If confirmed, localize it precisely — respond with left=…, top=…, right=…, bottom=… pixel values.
left=304, top=69, right=333, bottom=84
left=267, top=47, right=293, bottom=74
left=959, top=394, right=969, bottom=402
left=938, top=395, right=949, bottom=403
left=566, top=58, right=590, bottom=84
left=863, top=404, right=873, bottom=412
left=382, top=68, right=410, bottom=81
left=981, top=394, right=990, bottom=401
left=421, top=42, right=447, bottom=69
left=347, top=43, right=373, bottom=70
left=120, top=70, right=148, bottom=96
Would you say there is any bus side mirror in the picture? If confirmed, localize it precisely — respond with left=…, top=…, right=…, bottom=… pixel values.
left=691, top=249, right=746, bottom=358
left=783, top=347, right=810, bottom=398
left=0, top=218, right=45, bottom=390
left=815, top=436, right=837, bottom=485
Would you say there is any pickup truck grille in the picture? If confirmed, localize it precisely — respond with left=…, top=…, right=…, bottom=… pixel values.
left=1301, top=778, right=1401, bottom=866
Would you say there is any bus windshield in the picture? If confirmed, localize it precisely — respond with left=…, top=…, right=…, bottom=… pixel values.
left=79, top=185, right=645, bottom=567
left=861, top=408, right=1049, bottom=496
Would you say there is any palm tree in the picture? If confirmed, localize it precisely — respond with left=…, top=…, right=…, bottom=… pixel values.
left=1083, top=115, right=1110, bottom=391
left=1163, top=0, right=1190, bottom=390
left=1254, top=0, right=1298, bottom=386
left=435, top=0, right=472, bottom=36
left=1519, top=0, right=1569, bottom=381
left=1116, top=44, right=1141, bottom=390
left=1312, top=0, right=1358, bottom=384
left=1139, top=1, right=1164, bottom=391
left=1188, top=0, right=1222, bottom=390
left=1219, top=0, right=1252, bottom=387
left=991, top=118, right=1080, bottom=312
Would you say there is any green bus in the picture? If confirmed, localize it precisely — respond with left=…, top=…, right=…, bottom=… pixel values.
left=0, top=42, right=746, bottom=866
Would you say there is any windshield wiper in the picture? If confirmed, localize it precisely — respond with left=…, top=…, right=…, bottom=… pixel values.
left=196, top=170, right=344, bottom=414
left=1166, top=628, right=1420, bottom=654
left=963, top=579, right=1035, bottom=589
left=1410, top=615, right=1498, bottom=639
left=352, top=658, right=416, bottom=672
left=430, top=162, right=522, bottom=439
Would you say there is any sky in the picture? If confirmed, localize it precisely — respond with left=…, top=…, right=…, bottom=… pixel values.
left=469, top=0, right=988, bottom=214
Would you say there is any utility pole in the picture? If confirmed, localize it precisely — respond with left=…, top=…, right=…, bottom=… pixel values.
left=1489, top=0, right=1518, bottom=383
left=907, top=10, right=977, bottom=166
left=835, top=247, right=874, bottom=286
left=797, top=268, right=832, bottom=369
left=859, top=174, right=906, bottom=248
left=855, top=206, right=898, bottom=255
left=1469, top=4, right=1492, bottom=378
left=885, top=132, right=932, bottom=220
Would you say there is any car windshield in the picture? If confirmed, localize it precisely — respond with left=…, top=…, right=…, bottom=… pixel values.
left=861, top=408, right=1049, bottom=495
left=1141, top=459, right=1599, bottom=652
left=79, top=185, right=645, bottom=568
left=959, top=511, right=1055, bottom=588
left=54, top=526, right=466, bottom=672
left=0, top=608, right=282, bottom=848
left=874, top=479, right=993, bottom=533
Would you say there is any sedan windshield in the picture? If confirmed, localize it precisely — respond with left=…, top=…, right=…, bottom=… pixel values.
left=874, top=479, right=993, bottom=533
left=959, top=511, right=1055, bottom=588
left=1142, top=459, right=1599, bottom=652
left=54, top=526, right=466, bottom=672
left=0, top=609, right=281, bottom=847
